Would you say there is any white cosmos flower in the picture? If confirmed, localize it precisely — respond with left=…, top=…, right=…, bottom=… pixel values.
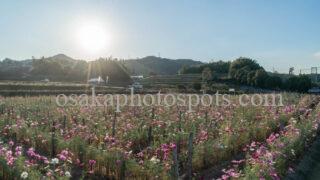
left=65, top=171, right=72, bottom=177
left=150, top=156, right=160, bottom=164
left=21, top=171, right=28, bottom=179
left=51, top=158, right=59, bottom=164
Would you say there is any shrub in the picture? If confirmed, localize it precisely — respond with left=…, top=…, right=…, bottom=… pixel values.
left=192, top=82, right=202, bottom=91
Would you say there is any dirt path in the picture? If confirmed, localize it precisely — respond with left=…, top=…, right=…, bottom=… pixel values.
left=285, top=136, right=320, bottom=180
left=309, top=165, right=320, bottom=180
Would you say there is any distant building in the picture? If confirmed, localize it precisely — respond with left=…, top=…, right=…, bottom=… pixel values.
left=130, top=82, right=143, bottom=90
left=131, top=75, right=144, bottom=79
left=41, top=78, right=50, bottom=83
left=308, top=87, right=320, bottom=94
left=130, top=75, right=143, bottom=89
left=88, top=76, right=105, bottom=85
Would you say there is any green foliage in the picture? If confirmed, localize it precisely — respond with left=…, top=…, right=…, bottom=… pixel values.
left=180, top=60, right=230, bottom=74
left=285, top=75, right=312, bottom=93
left=229, top=57, right=262, bottom=78
left=123, top=56, right=203, bottom=75
left=229, top=57, right=265, bottom=87
left=192, top=82, right=202, bottom=91
left=177, top=84, right=187, bottom=91
left=265, top=75, right=283, bottom=89
left=253, top=69, right=268, bottom=87
left=180, top=56, right=311, bottom=92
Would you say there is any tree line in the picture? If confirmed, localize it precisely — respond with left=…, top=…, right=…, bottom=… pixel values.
left=181, top=57, right=312, bottom=93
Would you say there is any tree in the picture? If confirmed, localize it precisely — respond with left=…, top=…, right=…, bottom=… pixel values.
left=265, top=76, right=283, bottom=89
left=179, top=65, right=189, bottom=74
left=229, top=57, right=262, bottom=79
left=285, top=75, right=311, bottom=92
left=246, top=71, right=256, bottom=86
left=177, top=84, right=186, bottom=92
left=202, top=67, right=212, bottom=82
left=180, top=60, right=230, bottom=74
left=253, top=69, right=268, bottom=87
left=192, top=82, right=202, bottom=91
left=229, top=57, right=264, bottom=86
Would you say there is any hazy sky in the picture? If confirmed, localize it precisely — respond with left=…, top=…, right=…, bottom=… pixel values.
left=1, top=0, right=320, bottom=73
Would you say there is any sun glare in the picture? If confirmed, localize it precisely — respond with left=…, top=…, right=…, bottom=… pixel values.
left=76, top=22, right=110, bottom=54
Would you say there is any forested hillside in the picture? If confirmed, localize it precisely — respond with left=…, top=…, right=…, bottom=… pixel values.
left=0, top=54, right=131, bottom=83
left=122, top=56, right=203, bottom=75
left=0, top=54, right=203, bottom=82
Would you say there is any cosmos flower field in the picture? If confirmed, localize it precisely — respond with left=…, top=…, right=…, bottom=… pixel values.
left=0, top=94, right=319, bottom=179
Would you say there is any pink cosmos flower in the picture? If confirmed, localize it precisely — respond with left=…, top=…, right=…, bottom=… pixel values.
left=89, top=160, right=96, bottom=165
left=267, top=133, right=277, bottom=144
left=88, top=159, right=96, bottom=174
left=8, top=141, right=14, bottom=147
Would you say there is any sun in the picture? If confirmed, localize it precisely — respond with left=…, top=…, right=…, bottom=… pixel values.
left=76, top=22, right=110, bottom=54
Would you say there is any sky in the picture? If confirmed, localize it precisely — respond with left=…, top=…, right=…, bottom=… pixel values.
left=0, top=0, right=320, bottom=73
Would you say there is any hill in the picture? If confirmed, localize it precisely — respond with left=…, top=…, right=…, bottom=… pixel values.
left=122, top=56, right=203, bottom=75
left=0, top=54, right=132, bottom=84
left=0, top=55, right=203, bottom=82
left=0, top=58, right=33, bottom=80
